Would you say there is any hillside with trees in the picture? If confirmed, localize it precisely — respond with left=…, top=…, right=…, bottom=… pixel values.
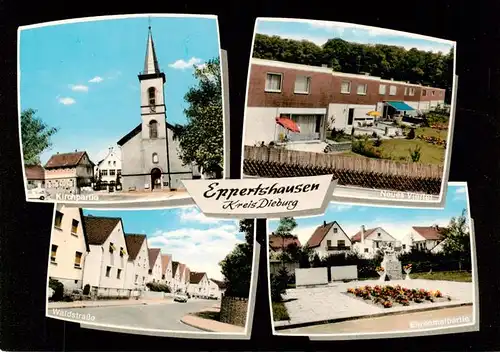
left=252, top=34, right=454, bottom=103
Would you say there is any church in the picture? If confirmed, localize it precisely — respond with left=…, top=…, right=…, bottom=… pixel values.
left=118, top=26, right=196, bottom=192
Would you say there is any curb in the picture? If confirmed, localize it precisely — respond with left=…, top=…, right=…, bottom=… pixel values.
left=180, top=316, right=215, bottom=332
left=48, top=302, right=149, bottom=310
left=274, top=302, right=473, bottom=331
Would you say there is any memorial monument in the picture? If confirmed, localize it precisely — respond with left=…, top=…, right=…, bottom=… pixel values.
left=380, top=245, right=403, bottom=280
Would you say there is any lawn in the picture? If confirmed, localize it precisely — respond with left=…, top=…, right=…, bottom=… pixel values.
left=409, top=271, right=472, bottom=282
left=272, top=302, right=290, bottom=321
left=370, top=138, right=445, bottom=164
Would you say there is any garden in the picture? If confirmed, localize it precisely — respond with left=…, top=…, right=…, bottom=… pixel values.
left=345, top=284, right=450, bottom=309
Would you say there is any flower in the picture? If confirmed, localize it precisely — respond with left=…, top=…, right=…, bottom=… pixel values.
left=376, top=266, right=385, bottom=272
left=383, top=301, right=393, bottom=308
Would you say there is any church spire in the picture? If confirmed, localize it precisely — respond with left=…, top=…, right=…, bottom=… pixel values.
left=143, top=25, right=161, bottom=75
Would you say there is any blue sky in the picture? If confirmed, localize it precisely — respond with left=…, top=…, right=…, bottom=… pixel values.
left=269, top=184, right=469, bottom=245
left=19, top=15, right=221, bottom=165
left=82, top=206, right=244, bottom=280
left=255, top=19, right=455, bottom=54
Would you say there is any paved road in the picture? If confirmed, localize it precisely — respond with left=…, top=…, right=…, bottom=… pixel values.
left=280, top=305, right=474, bottom=335
left=48, top=299, right=215, bottom=331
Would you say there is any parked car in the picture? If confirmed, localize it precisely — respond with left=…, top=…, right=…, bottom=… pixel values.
left=27, top=188, right=49, bottom=201
left=173, top=293, right=188, bottom=303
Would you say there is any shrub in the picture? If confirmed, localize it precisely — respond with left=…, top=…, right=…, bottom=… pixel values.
left=409, top=145, right=422, bottom=162
left=371, top=131, right=378, bottom=139
left=373, top=136, right=382, bottom=147
left=49, top=278, right=64, bottom=301
left=407, top=128, right=416, bottom=140
left=83, top=284, right=90, bottom=295
left=272, top=302, right=290, bottom=321
left=270, top=268, right=289, bottom=302
left=352, top=138, right=384, bottom=159
left=146, top=282, right=171, bottom=293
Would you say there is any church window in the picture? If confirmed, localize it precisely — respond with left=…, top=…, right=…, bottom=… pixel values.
left=149, top=120, right=158, bottom=139
left=148, top=87, right=156, bottom=105
left=152, top=153, right=159, bottom=164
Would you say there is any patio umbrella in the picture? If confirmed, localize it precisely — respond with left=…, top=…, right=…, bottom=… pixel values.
left=275, top=117, right=300, bottom=133
left=366, top=111, right=381, bottom=117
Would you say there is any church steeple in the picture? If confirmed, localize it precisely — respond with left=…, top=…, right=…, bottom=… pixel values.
left=143, top=26, right=160, bottom=75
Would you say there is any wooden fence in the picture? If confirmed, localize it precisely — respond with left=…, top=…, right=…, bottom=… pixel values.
left=244, top=145, right=443, bottom=179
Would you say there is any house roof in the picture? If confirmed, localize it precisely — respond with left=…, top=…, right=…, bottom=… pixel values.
left=306, top=221, right=350, bottom=248
left=210, top=278, right=226, bottom=289
left=172, top=261, right=179, bottom=276
left=190, top=272, right=206, bottom=284
left=124, top=234, right=147, bottom=260
left=242, top=158, right=442, bottom=195
left=269, top=234, right=301, bottom=251
left=117, top=122, right=177, bottom=147
left=148, top=248, right=161, bottom=270
left=24, top=164, right=45, bottom=180
left=184, top=267, right=191, bottom=282
left=82, top=215, right=122, bottom=245
left=161, top=254, right=172, bottom=273
left=178, top=263, right=186, bottom=280
left=351, top=227, right=378, bottom=243
left=44, top=151, right=94, bottom=169
left=412, top=226, right=445, bottom=240
left=77, top=208, right=91, bottom=252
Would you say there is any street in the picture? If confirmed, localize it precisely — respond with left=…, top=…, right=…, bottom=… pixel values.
left=48, top=299, right=215, bottom=332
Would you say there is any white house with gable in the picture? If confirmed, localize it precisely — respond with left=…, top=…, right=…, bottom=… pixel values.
left=209, top=279, right=226, bottom=299
left=49, top=204, right=90, bottom=294
left=305, top=221, right=352, bottom=258
left=95, top=147, right=122, bottom=190
left=148, top=248, right=163, bottom=283
left=161, top=254, right=173, bottom=288
left=124, top=234, right=149, bottom=290
left=351, top=225, right=401, bottom=259
left=171, top=261, right=181, bottom=292
left=188, top=272, right=210, bottom=298
left=81, top=215, right=129, bottom=296
left=401, top=225, right=446, bottom=253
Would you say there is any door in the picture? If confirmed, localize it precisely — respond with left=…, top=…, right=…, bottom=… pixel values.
left=347, top=108, right=355, bottom=125
left=150, top=168, right=162, bottom=190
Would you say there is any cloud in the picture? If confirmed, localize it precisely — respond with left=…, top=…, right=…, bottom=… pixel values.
left=453, top=186, right=467, bottom=201
left=69, top=84, right=89, bottom=92
left=168, top=57, right=203, bottom=70
left=329, top=204, right=353, bottom=212
left=57, top=96, right=76, bottom=105
left=88, top=76, right=103, bottom=83
left=177, top=207, right=221, bottom=224
left=455, top=187, right=466, bottom=194
left=147, top=222, right=243, bottom=280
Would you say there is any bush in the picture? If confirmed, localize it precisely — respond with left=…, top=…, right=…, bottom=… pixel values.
left=352, top=138, right=384, bottom=159
left=49, top=278, right=64, bottom=301
left=409, top=145, right=422, bottom=162
left=270, top=267, right=289, bottom=302
left=146, top=282, right=171, bottom=293
left=272, top=302, right=290, bottom=321
left=373, top=136, right=382, bottom=147
left=83, top=284, right=90, bottom=295
left=407, top=128, right=416, bottom=139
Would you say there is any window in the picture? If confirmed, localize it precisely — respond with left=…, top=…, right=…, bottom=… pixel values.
left=364, top=248, right=369, bottom=253
left=71, top=219, right=79, bottom=235
left=109, top=242, right=115, bottom=253
left=110, top=170, right=116, bottom=176
left=294, top=75, right=311, bottom=94
left=120, top=247, right=125, bottom=257
left=148, top=87, right=156, bottom=105
left=340, top=81, right=351, bottom=94
left=402, top=244, right=406, bottom=250
left=117, top=269, right=122, bottom=279
left=378, top=233, right=381, bottom=236
left=152, top=153, right=159, bottom=164
left=379, top=84, right=386, bottom=95
left=149, top=120, right=158, bottom=139
left=357, top=84, right=367, bottom=95
left=333, top=228, right=338, bottom=233
left=409, top=87, right=415, bottom=96
left=54, top=211, right=63, bottom=228
left=162, top=274, right=165, bottom=280
left=74, top=252, right=82, bottom=268
left=108, top=161, right=111, bottom=166
left=327, top=240, right=332, bottom=247
left=106, top=266, right=111, bottom=277
left=135, top=275, right=138, bottom=283
left=265, top=73, right=282, bottom=92
left=404, top=87, right=408, bottom=96
left=431, top=90, right=435, bottom=96
left=100, top=170, right=108, bottom=176
left=337, top=240, right=346, bottom=247
left=389, top=85, right=397, bottom=96
left=51, top=245, right=58, bottom=263
left=113, top=161, right=116, bottom=166
left=422, top=89, right=427, bottom=96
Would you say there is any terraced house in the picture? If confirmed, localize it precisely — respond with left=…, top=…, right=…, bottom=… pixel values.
left=124, top=233, right=150, bottom=289
left=148, top=248, right=163, bottom=283
left=245, top=58, right=446, bottom=146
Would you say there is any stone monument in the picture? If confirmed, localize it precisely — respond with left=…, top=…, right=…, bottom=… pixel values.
left=380, top=245, right=403, bottom=280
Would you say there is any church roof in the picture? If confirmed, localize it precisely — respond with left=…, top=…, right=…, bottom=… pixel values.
left=117, top=122, right=178, bottom=146
left=143, top=27, right=161, bottom=75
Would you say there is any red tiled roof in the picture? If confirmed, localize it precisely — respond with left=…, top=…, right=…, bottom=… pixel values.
left=190, top=272, right=206, bottom=284
left=82, top=215, right=122, bottom=245
left=351, top=228, right=378, bottom=243
left=45, top=151, right=93, bottom=169
left=124, top=234, right=146, bottom=260
left=148, top=248, right=161, bottom=270
left=24, top=165, right=44, bottom=180
left=269, top=234, right=301, bottom=251
left=412, top=226, right=445, bottom=240
left=161, top=254, right=172, bottom=273
left=306, top=221, right=350, bottom=248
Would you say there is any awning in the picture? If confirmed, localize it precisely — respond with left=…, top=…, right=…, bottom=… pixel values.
left=275, top=117, right=300, bottom=133
left=386, top=101, right=415, bottom=111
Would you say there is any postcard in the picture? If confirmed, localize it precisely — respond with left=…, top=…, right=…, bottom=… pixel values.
left=242, top=18, right=457, bottom=207
left=19, top=14, right=227, bottom=206
left=267, top=182, right=478, bottom=339
left=45, top=205, right=257, bottom=339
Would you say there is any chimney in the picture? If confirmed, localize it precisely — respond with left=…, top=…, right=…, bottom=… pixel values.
left=361, top=225, right=365, bottom=244
left=323, top=221, right=327, bottom=227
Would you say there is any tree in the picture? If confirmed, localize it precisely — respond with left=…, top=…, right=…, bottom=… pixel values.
left=219, top=219, right=254, bottom=298
left=21, top=109, right=58, bottom=165
left=274, top=217, right=298, bottom=267
left=173, top=57, right=224, bottom=178
left=440, top=209, right=471, bottom=271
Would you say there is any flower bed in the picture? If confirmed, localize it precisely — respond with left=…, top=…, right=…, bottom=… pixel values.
left=417, top=135, right=446, bottom=146
left=346, top=285, right=449, bottom=309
